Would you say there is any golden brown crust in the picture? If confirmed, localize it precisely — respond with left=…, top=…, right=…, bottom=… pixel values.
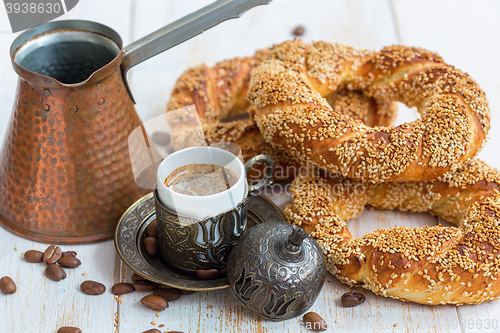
left=285, top=159, right=500, bottom=305
left=248, top=40, right=490, bottom=182
left=167, top=44, right=397, bottom=180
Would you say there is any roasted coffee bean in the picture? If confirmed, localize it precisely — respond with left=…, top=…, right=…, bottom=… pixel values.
left=196, top=269, right=218, bottom=280
left=341, top=292, right=365, bottom=307
left=42, top=245, right=62, bottom=264
left=61, top=251, right=77, bottom=257
left=293, top=25, right=305, bottom=36
left=58, top=256, right=81, bottom=268
left=146, top=220, right=158, bottom=238
left=133, top=280, right=157, bottom=292
left=57, top=327, right=82, bottom=333
left=153, top=287, right=181, bottom=302
left=144, top=237, right=159, bottom=256
left=303, top=312, right=327, bottom=331
left=111, top=283, right=134, bottom=295
left=45, top=264, right=67, bottom=282
left=140, top=294, right=168, bottom=311
left=131, top=273, right=149, bottom=282
left=0, top=276, right=16, bottom=294
left=81, top=280, right=106, bottom=295
left=179, top=289, right=194, bottom=295
left=24, top=250, right=43, bottom=263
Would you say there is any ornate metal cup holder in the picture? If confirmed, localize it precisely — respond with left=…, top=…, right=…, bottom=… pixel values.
left=153, top=187, right=250, bottom=274
left=114, top=192, right=286, bottom=291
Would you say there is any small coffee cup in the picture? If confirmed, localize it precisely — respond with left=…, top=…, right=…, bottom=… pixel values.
left=154, top=146, right=273, bottom=274
left=157, top=146, right=248, bottom=219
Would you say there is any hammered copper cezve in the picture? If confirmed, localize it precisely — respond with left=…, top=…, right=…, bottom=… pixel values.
left=0, top=0, right=272, bottom=244
left=0, top=22, right=147, bottom=244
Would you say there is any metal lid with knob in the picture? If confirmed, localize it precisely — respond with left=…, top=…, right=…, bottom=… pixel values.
left=226, top=221, right=327, bottom=321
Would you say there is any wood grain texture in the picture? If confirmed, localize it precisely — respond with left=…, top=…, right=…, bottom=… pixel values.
left=128, top=0, right=399, bottom=124
left=0, top=227, right=121, bottom=332
left=119, top=0, right=460, bottom=332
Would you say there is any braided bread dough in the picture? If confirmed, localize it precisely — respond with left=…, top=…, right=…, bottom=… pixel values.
left=248, top=40, right=490, bottom=182
left=167, top=52, right=396, bottom=180
left=285, top=159, right=500, bottom=305
left=166, top=41, right=498, bottom=305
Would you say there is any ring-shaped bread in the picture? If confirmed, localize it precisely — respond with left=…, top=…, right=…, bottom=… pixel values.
left=285, top=159, right=500, bottom=305
left=248, top=40, right=490, bottom=182
left=166, top=50, right=397, bottom=180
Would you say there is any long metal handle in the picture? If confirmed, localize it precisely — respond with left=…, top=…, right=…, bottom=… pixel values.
left=121, top=0, right=273, bottom=103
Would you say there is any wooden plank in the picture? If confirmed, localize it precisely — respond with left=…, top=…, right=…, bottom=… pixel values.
left=392, top=0, right=500, bottom=170
left=392, top=0, right=500, bottom=332
left=0, top=1, right=133, bottom=332
left=128, top=0, right=399, bottom=124
left=0, top=226, right=121, bottom=333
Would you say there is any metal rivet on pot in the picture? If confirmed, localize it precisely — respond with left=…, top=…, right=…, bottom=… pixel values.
left=70, top=105, right=78, bottom=113
left=43, top=89, right=51, bottom=96
left=43, top=104, right=50, bottom=111
left=98, top=98, right=105, bottom=105
left=116, top=83, right=122, bottom=92
left=96, top=83, right=102, bottom=90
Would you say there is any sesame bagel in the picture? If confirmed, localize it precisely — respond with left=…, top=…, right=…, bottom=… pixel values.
left=248, top=40, right=490, bottom=182
left=285, top=159, right=500, bottom=305
left=167, top=49, right=397, bottom=179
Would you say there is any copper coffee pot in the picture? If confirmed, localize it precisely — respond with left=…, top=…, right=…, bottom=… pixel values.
left=0, top=0, right=272, bottom=244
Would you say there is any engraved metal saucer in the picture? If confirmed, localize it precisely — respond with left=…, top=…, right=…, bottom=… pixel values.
left=115, top=192, right=286, bottom=291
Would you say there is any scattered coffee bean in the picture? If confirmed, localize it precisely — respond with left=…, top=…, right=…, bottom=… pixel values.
left=142, top=329, right=161, bottom=333
left=141, top=295, right=168, bottom=311
left=146, top=220, right=158, bottom=238
left=81, top=280, right=106, bottom=295
left=24, top=250, right=43, bottom=263
left=133, top=280, right=157, bottom=292
left=61, top=251, right=77, bottom=257
left=57, top=327, right=82, bottom=333
left=153, top=288, right=181, bottom=302
left=58, top=256, right=81, bottom=268
left=292, top=25, right=305, bottom=36
left=45, top=264, right=67, bottom=282
left=179, top=289, right=194, bottom=295
left=196, top=269, right=218, bottom=280
left=218, top=267, right=227, bottom=276
left=151, top=132, right=170, bottom=146
left=0, top=276, right=16, bottom=294
left=303, top=312, right=327, bottom=331
left=42, top=245, right=62, bottom=264
left=111, top=283, right=134, bottom=295
left=144, top=237, right=159, bottom=256
left=131, top=273, right=148, bottom=282
left=341, top=292, right=365, bottom=307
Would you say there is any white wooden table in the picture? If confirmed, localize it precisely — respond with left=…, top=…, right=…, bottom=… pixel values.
left=1, top=1, right=500, bottom=332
